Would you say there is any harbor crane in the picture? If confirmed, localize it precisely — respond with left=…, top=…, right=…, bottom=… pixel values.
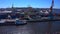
left=49, top=0, right=54, bottom=19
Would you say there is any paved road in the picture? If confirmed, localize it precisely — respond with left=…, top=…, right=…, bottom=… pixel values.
left=0, top=21, right=60, bottom=34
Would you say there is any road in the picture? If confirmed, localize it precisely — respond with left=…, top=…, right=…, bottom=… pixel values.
left=0, top=21, right=60, bottom=34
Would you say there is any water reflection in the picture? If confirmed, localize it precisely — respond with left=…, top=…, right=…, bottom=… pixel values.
left=47, top=21, right=53, bottom=34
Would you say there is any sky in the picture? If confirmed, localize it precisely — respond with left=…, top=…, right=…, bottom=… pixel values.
left=0, top=0, right=60, bottom=8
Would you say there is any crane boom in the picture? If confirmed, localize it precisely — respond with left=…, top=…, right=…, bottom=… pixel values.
left=50, top=0, right=54, bottom=12
left=49, top=0, right=54, bottom=19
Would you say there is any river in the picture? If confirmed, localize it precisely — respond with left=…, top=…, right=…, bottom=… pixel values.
left=0, top=21, right=60, bottom=34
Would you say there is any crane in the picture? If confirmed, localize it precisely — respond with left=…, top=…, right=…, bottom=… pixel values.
left=49, top=0, right=54, bottom=19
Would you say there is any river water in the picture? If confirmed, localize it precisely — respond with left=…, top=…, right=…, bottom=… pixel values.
left=0, top=21, right=60, bottom=34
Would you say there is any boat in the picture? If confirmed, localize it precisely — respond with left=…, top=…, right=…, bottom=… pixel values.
left=0, top=13, right=27, bottom=25
left=15, top=18, right=27, bottom=25
left=0, top=18, right=27, bottom=25
left=0, top=19, right=6, bottom=23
